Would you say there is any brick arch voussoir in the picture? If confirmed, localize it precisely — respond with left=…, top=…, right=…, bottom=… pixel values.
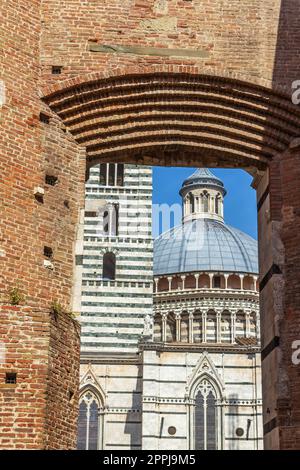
left=41, top=66, right=300, bottom=168
left=40, top=65, right=290, bottom=99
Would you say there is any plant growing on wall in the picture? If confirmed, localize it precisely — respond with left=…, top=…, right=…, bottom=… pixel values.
left=8, top=285, right=25, bottom=305
left=50, top=300, right=64, bottom=316
left=50, top=300, right=78, bottom=320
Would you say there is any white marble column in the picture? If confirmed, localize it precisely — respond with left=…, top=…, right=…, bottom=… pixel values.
left=245, top=311, right=251, bottom=338
left=106, top=163, right=109, bottom=186
left=230, top=312, right=236, bottom=344
left=114, top=163, right=118, bottom=186
left=209, top=273, right=213, bottom=289
left=162, top=313, right=167, bottom=343
left=195, top=273, right=199, bottom=289
left=240, top=274, right=245, bottom=290
left=189, top=312, right=194, bottom=343
left=224, top=274, right=229, bottom=290
left=108, top=204, right=114, bottom=236
left=176, top=314, right=181, bottom=342
left=168, top=276, right=172, bottom=291
left=216, top=311, right=222, bottom=343
left=181, top=275, right=186, bottom=290
left=202, top=311, right=207, bottom=343
left=154, top=278, right=158, bottom=293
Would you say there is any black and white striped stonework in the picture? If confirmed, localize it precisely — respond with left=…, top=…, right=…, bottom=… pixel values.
left=80, top=164, right=153, bottom=354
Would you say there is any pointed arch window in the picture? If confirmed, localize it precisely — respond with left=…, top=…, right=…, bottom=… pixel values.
left=195, top=379, right=217, bottom=450
left=77, top=390, right=101, bottom=450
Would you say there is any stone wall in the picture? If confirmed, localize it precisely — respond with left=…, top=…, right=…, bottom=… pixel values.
left=141, top=348, right=263, bottom=450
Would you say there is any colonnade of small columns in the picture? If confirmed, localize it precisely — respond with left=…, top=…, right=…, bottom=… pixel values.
left=153, top=309, right=258, bottom=344
left=154, top=272, right=259, bottom=293
left=184, top=192, right=223, bottom=217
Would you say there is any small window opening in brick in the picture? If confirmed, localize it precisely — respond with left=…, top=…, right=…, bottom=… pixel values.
left=35, top=194, right=44, bottom=204
left=52, top=65, right=62, bottom=75
left=39, top=112, right=50, bottom=124
left=44, top=246, right=53, bottom=259
left=5, top=372, right=17, bottom=384
left=85, top=211, right=97, bottom=217
left=64, top=200, right=69, bottom=209
left=69, top=390, right=74, bottom=403
left=45, top=174, right=58, bottom=186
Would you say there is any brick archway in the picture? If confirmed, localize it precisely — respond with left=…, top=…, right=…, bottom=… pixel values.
left=42, top=71, right=300, bottom=450
left=43, top=71, right=300, bottom=172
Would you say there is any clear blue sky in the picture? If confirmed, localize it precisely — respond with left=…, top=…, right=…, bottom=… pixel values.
left=152, top=167, right=257, bottom=239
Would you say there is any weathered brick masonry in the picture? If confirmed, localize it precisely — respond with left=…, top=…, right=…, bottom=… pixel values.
left=1, top=0, right=300, bottom=449
left=0, top=0, right=84, bottom=449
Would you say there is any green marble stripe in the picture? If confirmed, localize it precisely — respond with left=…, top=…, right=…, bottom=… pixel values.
left=81, top=322, right=144, bottom=329
left=82, top=342, right=138, bottom=348
left=81, top=255, right=153, bottom=261
left=81, top=303, right=152, bottom=309
left=81, top=332, right=142, bottom=339
left=80, top=312, right=146, bottom=318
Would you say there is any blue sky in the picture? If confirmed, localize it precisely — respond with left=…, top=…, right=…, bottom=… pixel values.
left=152, top=167, right=257, bottom=239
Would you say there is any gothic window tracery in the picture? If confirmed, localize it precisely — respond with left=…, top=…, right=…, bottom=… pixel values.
left=195, top=379, right=217, bottom=450
left=77, top=390, right=101, bottom=450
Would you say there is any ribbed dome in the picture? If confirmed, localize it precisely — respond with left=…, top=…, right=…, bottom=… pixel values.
left=180, top=168, right=226, bottom=196
left=154, top=219, right=258, bottom=276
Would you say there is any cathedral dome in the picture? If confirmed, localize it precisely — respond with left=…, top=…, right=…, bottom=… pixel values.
left=154, top=218, right=258, bottom=276
left=154, top=168, right=258, bottom=277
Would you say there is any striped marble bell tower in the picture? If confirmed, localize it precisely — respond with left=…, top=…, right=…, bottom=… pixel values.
left=78, top=163, right=153, bottom=358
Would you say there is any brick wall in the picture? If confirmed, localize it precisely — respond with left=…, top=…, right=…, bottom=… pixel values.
left=0, top=0, right=83, bottom=449
left=0, top=305, right=80, bottom=449
left=40, top=0, right=284, bottom=87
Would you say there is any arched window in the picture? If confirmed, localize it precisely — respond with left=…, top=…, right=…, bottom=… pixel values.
left=102, top=252, right=116, bottom=280
left=77, top=390, right=101, bottom=450
left=203, top=192, right=209, bottom=213
left=195, top=379, right=217, bottom=450
left=166, top=313, right=176, bottom=342
left=189, top=193, right=195, bottom=213
left=215, top=195, right=221, bottom=214
left=213, top=275, right=221, bottom=288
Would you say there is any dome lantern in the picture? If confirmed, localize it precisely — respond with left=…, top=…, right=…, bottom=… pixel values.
left=179, top=168, right=226, bottom=224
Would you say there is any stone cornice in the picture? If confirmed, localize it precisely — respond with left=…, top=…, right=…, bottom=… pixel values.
left=80, top=353, right=142, bottom=365
left=139, top=341, right=260, bottom=354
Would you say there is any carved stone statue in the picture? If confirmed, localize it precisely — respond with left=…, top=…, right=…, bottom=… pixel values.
left=143, top=314, right=153, bottom=338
